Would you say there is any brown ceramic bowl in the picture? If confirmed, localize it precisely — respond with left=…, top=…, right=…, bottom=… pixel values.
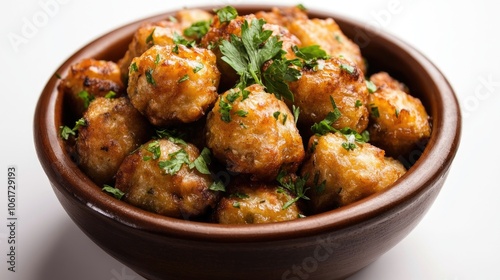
left=34, top=5, right=461, bottom=280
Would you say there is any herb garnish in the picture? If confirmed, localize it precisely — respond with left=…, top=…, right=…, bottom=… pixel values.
left=178, top=74, right=189, bottom=83
left=145, top=68, right=156, bottom=86
left=146, top=28, right=155, bottom=45
left=158, top=147, right=212, bottom=175
left=130, top=62, right=138, bottom=73
left=219, top=17, right=301, bottom=101
left=215, top=6, right=238, bottom=23
left=277, top=171, right=309, bottom=210
left=104, top=91, right=116, bottom=99
left=183, top=20, right=210, bottom=39
left=78, top=90, right=94, bottom=108
left=369, top=104, right=380, bottom=118
left=59, top=118, right=86, bottom=140
left=143, top=140, right=161, bottom=161
left=366, top=80, right=377, bottom=93
left=102, top=185, right=124, bottom=200
left=311, top=96, right=342, bottom=135
left=340, top=63, right=355, bottom=75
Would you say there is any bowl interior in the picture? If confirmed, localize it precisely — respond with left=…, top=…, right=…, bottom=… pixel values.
left=34, top=4, right=461, bottom=242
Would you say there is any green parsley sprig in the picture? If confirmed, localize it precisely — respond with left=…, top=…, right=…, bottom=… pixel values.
left=59, top=118, right=86, bottom=140
left=276, top=171, right=310, bottom=210
left=310, top=96, right=370, bottom=150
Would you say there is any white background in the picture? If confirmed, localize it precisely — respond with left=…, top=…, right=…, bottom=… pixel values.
left=0, top=0, right=499, bottom=279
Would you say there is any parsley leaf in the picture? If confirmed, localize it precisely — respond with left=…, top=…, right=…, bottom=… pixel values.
left=191, top=147, right=212, bottom=175
left=59, top=118, right=86, bottom=140
left=292, top=45, right=329, bottom=69
left=155, top=129, right=187, bottom=146
left=183, top=20, right=210, bottom=39
left=178, top=74, right=189, bottom=83
left=366, top=80, right=377, bottom=93
left=159, top=149, right=191, bottom=175
left=277, top=171, right=310, bottom=210
left=102, top=185, right=125, bottom=200
left=215, top=6, right=238, bottom=24
left=143, top=140, right=161, bottom=161
left=146, top=28, right=155, bottom=45
left=145, top=68, right=156, bottom=86
left=340, top=63, right=355, bottom=74
left=78, top=90, right=94, bottom=108
left=311, top=96, right=342, bottom=135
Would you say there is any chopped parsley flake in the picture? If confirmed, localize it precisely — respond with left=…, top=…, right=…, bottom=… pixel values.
left=154, top=54, right=161, bottom=65
left=146, top=28, right=155, bottom=45
left=159, top=149, right=191, bottom=175
left=209, top=180, right=226, bottom=192
left=130, top=62, right=138, bottom=73
left=340, top=63, right=355, bottom=74
left=273, top=111, right=281, bottom=120
left=355, top=100, right=363, bottom=108
left=370, top=104, right=380, bottom=118
left=277, top=171, right=309, bottom=209
left=313, top=172, right=326, bottom=194
left=104, top=91, right=117, bottom=99
left=236, top=110, right=248, bottom=117
left=155, top=129, right=187, bottom=146
left=193, top=62, right=204, bottom=73
left=143, top=140, right=161, bottom=161
left=102, top=185, right=124, bottom=200
left=178, top=74, right=189, bottom=83
left=59, top=118, right=86, bottom=140
left=215, top=6, right=238, bottom=23
left=366, top=80, right=377, bottom=93
left=78, top=90, right=94, bottom=108
left=145, top=68, right=156, bottom=86
left=183, top=20, right=210, bottom=39
left=311, top=96, right=342, bottom=135
left=293, top=105, right=300, bottom=124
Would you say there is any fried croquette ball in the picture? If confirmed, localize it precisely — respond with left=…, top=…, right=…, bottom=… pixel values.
left=206, top=84, right=305, bottom=181
left=115, top=138, right=219, bottom=219
left=200, top=14, right=301, bottom=90
left=215, top=181, right=303, bottom=224
left=75, top=97, right=151, bottom=185
left=367, top=72, right=432, bottom=157
left=288, top=17, right=366, bottom=73
left=127, top=44, right=220, bottom=126
left=288, top=57, right=369, bottom=132
left=300, top=133, right=406, bottom=213
left=58, top=58, right=124, bottom=118
left=117, top=20, right=183, bottom=82
left=255, top=6, right=308, bottom=29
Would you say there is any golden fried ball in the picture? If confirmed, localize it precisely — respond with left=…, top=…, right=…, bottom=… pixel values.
left=206, top=84, right=305, bottom=181
left=117, top=20, right=182, bottom=82
left=58, top=58, right=124, bottom=118
left=288, top=57, right=369, bottom=132
left=367, top=72, right=432, bottom=157
left=255, top=6, right=309, bottom=29
left=288, top=17, right=366, bottom=73
left=76, top=97, right=151, bottom=186
left=300, top=133, right=406, bottom=213
left=127, top=44, right=220, bottom=126
left=115, top=138, right=219, bottom=219
left=215, top=180, right=303, bottom=224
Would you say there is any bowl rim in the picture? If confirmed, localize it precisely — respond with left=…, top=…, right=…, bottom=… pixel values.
left=34, top=4, right=461, bottom=243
